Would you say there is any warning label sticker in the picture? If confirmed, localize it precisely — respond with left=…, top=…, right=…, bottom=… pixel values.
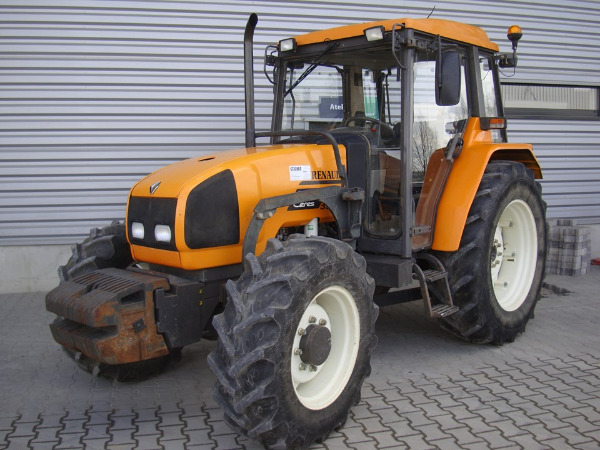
left=289, top=165, right=311, bottom=181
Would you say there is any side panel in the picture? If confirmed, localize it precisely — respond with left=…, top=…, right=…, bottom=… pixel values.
left=431, top=118, right=541, bottom=252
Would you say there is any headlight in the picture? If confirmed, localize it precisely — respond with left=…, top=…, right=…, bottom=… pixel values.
left=154, top=225, right=172, bottom=243
left=131, top=222, right=145, bottom=239
left=364, top=25, right=385, bottom=42
left=279, top=38, right=297, bottom=52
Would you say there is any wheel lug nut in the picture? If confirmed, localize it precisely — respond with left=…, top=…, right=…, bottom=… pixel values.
left=309, top=316, right=316, bottom=323
left=298, top=328, right=306, bottom=336
left=294, top=348, right=303, bottom=356
left=299, top=363, right=306, bottom=371
left=319, top=318, right=327, bottom=326
left=309, top=364, right=317, bottom=372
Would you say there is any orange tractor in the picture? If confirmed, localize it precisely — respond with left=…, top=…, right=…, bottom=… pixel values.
left=47, top=15, right=546, bottom=448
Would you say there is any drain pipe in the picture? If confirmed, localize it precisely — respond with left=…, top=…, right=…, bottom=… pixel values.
left=244, top=13, right=258, bottom=148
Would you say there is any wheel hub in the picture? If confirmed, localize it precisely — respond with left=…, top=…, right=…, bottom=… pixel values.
left=299, top=325, right=331, bottom=366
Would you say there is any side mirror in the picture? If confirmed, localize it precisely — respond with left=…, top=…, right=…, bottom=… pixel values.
left=435, top=51, right=461, bottom=106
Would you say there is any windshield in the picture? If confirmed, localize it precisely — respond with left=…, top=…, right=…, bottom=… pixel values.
left=279, top=48, right=403, bottom=149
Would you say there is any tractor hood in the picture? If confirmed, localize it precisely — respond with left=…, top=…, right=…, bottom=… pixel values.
left=126, top=142, right=345, bottom=270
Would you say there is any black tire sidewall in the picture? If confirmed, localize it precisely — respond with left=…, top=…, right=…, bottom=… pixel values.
left=482, top=179, right=546, bottom=333
left=276, top=256, right=374, bottom=435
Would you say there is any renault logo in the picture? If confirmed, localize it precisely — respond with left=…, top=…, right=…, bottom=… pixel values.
left=150, top=181, right=161, bottom=195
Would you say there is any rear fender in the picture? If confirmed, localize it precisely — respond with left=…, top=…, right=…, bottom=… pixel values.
left=431, top=119, right=541, bottom=252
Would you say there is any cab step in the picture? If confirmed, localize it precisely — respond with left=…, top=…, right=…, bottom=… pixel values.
left=413, top=257, right=459, bottom=319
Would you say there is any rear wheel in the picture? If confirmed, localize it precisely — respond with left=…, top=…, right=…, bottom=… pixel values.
left=56, top=221, right=175, bottom=380
left=208, top=235, right=378, bottom=448
left=436, top=161, right=547, bottom=344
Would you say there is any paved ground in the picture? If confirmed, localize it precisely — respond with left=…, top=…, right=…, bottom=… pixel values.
left=1, top=265, right=599, bottom=449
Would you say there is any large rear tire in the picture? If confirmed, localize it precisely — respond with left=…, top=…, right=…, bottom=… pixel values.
left=436, top=161, right=547, bottom=344
left=56, top=221, right=175, bottom=381
left=208, top=235, right=378, bottom=448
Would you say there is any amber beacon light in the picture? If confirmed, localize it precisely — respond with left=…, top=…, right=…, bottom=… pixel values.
left=507, top=25, right=523, bottom=51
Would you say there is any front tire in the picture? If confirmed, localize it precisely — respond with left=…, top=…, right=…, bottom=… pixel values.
left=436, top=161, right=547, bottom=344
left=208, top=235, right=378, bottom=448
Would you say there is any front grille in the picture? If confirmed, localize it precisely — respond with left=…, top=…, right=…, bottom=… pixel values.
left=128, top=196, right=177, bottom=251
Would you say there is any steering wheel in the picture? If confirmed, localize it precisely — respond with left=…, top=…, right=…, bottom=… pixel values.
left=341, top=116, right=396, bottom=141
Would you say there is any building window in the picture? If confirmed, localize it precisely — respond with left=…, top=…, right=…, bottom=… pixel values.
left=501, top=84, right=599, bottom=119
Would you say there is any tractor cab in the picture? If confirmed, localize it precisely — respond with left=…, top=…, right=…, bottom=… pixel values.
left=265, top=19, right=507, bottom=260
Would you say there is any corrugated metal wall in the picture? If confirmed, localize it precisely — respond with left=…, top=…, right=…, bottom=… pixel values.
left=1, top=0, right=599, bottom=245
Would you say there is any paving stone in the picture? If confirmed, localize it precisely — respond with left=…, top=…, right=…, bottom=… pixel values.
left=133, top=419, right=160, bottom=436
left=563, top=415, right=598, bottom=434
left=84, top=424, right=110, bottom=440
left=132, top=433, right=160, bottom=448
left=0, top=416, right=17, bottom=431
left=430, top=413, right=463, bottom=431
left=106, top=428, right=135, bottom=445
left=80, top=437, right=110, bottom=449
left=553, top=425, right=597, bottom=446
left=371, top=407, right=405, bottom=425
left=478, top=430, right=514, bottom=448
left=30, top=442, right=63, bottom=450
left=415, top=423, right=452, bottom=442
left=157, top=437, right=187, bottom=449
left=134, top=408, right=159, bottom=423
left=395, top=431, right=436, bottom=449
left=158, top=424, right=184, bottom=441
left=388, top=399, right=420, bottom=414
left=37, top=413, right=65, bottom=430
left=363, top=394, right=393, bottom=411
left=85, top=411, right=111, bottom=426
left=212, top=433, right=244, bottom=449
left=402, top=410, right=435, bottom=428
left=54, top=431, right=85, bottom=449
left=349, top=402, right=377, bottom=420
left=445, top=404, right=478, bottom=421
left=446, top=426, right=486, bottom=446
left=574, top=405, right=600, bottom=423
left=338, top=425, right=377, bottom=445
left=6, top=436, right=34, bottom=448
left=359, top=416, right=388, bottom=434
left=427, top=437, right=462, bottom=450
left=368, top=430, right=401, bottom=448
left=207, top=419, right=235, bottom=437
left=185, top=428, right=215, bottom=446
left=158, top=411, right=182, bottom=428
left=60, top=418, right=87, bottom=435
left=416, top=382, right=447, bottom=398
left=541, top=436, right=572, bottom=448
left=8, top=420, right=37, bottom=437
left=110, top=414, right=135, bottom=431
left=521, top=422, right=562, bottom=441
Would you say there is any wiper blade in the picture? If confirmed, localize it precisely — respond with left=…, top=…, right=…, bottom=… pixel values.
left=285, top=41, right=339, bottom=96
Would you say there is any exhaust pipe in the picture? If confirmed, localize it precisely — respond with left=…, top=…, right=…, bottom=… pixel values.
left=244, top=13, right=258, bottom=148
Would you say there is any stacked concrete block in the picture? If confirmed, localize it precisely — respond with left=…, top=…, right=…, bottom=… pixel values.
left=546, top=219, right=592, bottom=276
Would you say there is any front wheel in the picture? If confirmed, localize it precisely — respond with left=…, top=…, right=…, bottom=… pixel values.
left=208, top=235, right=378, bottom=448
left=436, top=161, right=547, bottom=344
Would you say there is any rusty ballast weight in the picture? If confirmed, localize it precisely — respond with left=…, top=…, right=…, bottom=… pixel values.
left=46, top=268, right=171, bottom=365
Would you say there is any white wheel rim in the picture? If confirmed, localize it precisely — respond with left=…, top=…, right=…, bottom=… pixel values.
left=291, top=285, right=360, bottom=410
left=491, top=199, right=538, bottom=311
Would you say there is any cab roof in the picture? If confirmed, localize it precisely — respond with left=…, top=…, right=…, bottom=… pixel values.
left=293, top=17, right=499, bottom=52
